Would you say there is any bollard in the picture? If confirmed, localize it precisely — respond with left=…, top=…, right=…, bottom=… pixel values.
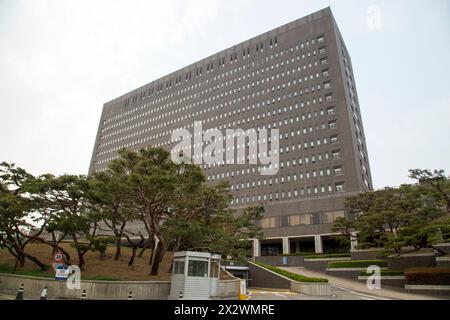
left=40, top=286, right=48, bottom=300
left=80, top=289, right=86, bottom=300
left=15, top=283, right=24, bottom=300
left=128, top=291, right=133, bottom=300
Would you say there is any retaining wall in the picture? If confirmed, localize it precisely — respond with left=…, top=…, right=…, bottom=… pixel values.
left=248, top=262, right=331, bottom=296
left=304, top=258, right=351, bottom=271
left=0, top=273, right=170, bottom=300
left=255, top=256, right=305, bottom=267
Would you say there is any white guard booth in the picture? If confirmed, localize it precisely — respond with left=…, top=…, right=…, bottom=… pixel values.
left=169, top=251, right=222, bottom=300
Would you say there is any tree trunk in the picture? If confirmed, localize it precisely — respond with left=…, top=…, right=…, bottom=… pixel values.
left=138, top=237, right=152, bottom=258
left=150, top=236, right=165, bottom=276
left=22, top=252, right=49, bottom=270
left=114, top=238, right=121, bottom=260
left=175, top=236, right=181, bottom=252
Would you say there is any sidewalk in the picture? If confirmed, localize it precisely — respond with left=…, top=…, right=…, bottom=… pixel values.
left=0, top=294, right=14, bottom=300
left=279, top=267, right=447, bottom=300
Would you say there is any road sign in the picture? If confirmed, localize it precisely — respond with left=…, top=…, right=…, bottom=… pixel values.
left=55, top=265, right=69, bottom=281
left=52, top=262, right=64, bottom=270
left=53, top=252, right=64, bottom=263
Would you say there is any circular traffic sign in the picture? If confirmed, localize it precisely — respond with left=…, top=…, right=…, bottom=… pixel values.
left=54, top=252, right=63, bottom=262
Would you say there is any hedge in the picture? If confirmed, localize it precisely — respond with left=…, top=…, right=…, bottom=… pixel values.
left=305, top=253, right=351, bottom=260
left=405, top=268, right=450, bottom=285
left=327, top=260, right=387, bottom=269
left=254, top=262, right=328, bottom=283
left=359, top=270, right=404, bottom=277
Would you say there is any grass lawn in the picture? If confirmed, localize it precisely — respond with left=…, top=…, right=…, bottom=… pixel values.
left=0, top=243, right=174, bottom=281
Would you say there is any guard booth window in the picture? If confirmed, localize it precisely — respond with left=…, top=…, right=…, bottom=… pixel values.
left=188, top=260, right=208, bottom=277
left=173, top=260, right=185, bottom=274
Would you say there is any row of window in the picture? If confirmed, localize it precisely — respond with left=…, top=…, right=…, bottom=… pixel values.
left=114, top=34, right=326, bottom=115
left=260, top=210, right=345, bottom=229
left=101, top=57, right=331, bottom=138
left=103, top=39, right=328, bottom=132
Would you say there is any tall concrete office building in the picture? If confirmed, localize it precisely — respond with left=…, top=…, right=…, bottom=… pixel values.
left=89, top=8, right=372, bottom=256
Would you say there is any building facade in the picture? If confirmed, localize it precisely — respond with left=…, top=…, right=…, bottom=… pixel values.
left=89, top=8, right=372, bottom=256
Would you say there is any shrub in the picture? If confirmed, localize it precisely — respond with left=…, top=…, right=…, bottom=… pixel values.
left=405, top=268, right=450, bottom=285
left=327, top=260, right=387, bottom=269
left=305, top=253, right=351, bottom=260
left=359, top=270, right=404, bottom=276
left=254, top=262, right=328, bottom=283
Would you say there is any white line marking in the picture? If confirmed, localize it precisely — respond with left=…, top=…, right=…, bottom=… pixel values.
left=331, top=284, right=390, bottom=300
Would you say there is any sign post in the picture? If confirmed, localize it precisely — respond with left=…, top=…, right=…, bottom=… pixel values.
left=52, top=251, right=68, bottom=281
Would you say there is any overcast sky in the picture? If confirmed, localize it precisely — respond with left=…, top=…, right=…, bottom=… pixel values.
left=0, top=0, right=449, bottom=189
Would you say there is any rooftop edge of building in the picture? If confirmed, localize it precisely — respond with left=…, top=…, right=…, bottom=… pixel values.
left=102, top=6, right=334, bottom=108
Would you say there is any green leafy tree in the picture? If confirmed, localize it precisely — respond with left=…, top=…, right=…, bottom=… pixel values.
left=0, top=162, right=50, bottom=270
left=333, top=169, right=450, bottom=256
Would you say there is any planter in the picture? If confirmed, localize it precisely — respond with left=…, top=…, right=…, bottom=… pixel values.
left=304, top=258, right=351, bottom=271
left=387, top=253, right=436, bottom=271
left=247, top=262, right=331, bottom=296
left=405, top=284, right=450, bottom=296
left=326, top=268, right=388, bottom=279
left=436, top=256, right=450, bottom=267
left=351, top=249, right=384, bottom=261
left=358, top=275, right=405, bottom=288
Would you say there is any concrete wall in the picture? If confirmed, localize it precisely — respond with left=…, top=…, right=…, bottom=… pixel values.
left=351, top=249, right=384, bottom=261
left=326, top=268, right=367, bottom=279
left=434, top=243, right=450, bottom=254
left=436, top=256, right=450, bottom=267
left=304, top=258, right=351, bottom=271
left=291, top=281, right=331, bottom=296
left=254, top=255, right=305, bottom=267
left=215, top=279, right=240, bottom=299
left=358, top=276, right=406, bottom=288
left=248, top=262, right=331, bottom=296
left=405, top=285, right=450, bottom=297
left=387, top=254, right=436, bottom=271
left=248, top=262, right=291, bottom=290
left=0, top=273, right=170, bottom=300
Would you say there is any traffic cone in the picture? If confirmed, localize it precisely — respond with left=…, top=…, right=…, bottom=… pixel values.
left=80, top=289, right=86, bottom=300
left=40, top=286, right=48, bottom=300
left=15, top=283, right=24, bottom=300
left=128, top=291, right=133, bottom=300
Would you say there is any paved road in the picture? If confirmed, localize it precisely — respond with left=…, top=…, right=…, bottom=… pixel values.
left=278, top=267, right=447, bottom=300
left=248, top=284, right=389, bottom=300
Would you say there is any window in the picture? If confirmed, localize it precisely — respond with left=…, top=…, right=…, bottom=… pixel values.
left=335, top=182, right=345, bottom=192
left=317, top=36, right=324, bottom=43
left=334, top=166, right=343, bottom=175
left=320, top=57, right=328, bottom=65
left=261, top=217, right=277, bottom=228
left=289, top=214, right=312, bottom=226
left=324, top=81, right=331, bottom=89
left=188, top=260, right=208, bottom=277
left=327, top=107, right=335, bottom=115
left=332, top=150, right=340, bottom=160
left=328, top=120, right=337, bottom=129
left=173, top=260, right=185, bottom=274
left=330, top=135, right=338, bottom=144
